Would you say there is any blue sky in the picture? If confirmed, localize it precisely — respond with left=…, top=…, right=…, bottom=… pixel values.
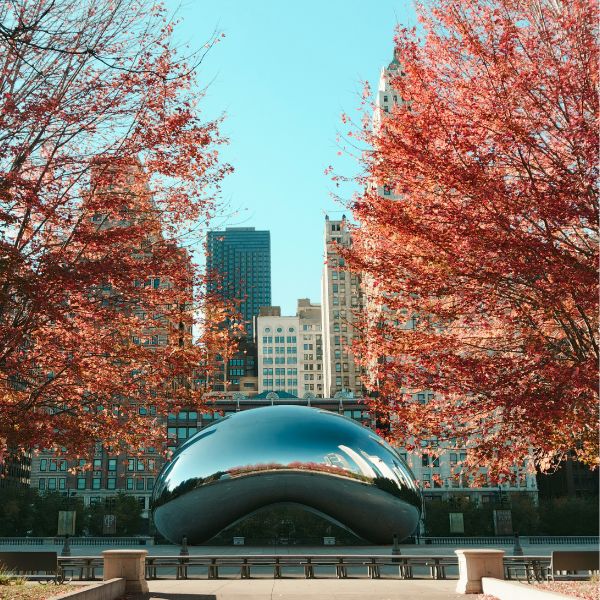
left=167, top=0, right=416, bottom=315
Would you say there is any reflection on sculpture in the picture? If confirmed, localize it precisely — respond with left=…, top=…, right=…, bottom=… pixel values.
left=152, top=405, right=421, bottom=544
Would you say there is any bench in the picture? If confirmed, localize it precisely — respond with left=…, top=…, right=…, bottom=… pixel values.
left=0, top=552, right=64, bottom=584
left=58, top=556, right=102, bottom=580
left=548, top=551, right=599, bottom=580
left=504, top=556, right=549, bottom=582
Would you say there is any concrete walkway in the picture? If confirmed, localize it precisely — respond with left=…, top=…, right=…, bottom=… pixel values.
left=139, top=578, right=465, bottom=600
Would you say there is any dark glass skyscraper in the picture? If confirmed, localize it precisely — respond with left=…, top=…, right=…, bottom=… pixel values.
left=207, top=227, right=271, bottom=339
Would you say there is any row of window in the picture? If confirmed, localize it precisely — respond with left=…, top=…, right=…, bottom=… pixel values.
left=38, top=476, right=155, bottom=492
left=334, top=376, right=361, bottom=387
left=304, top=384, right=323, bottom=391
left=263, top=357, right=297, bottom=365
left=262, top=346, right=297, bottom=354
left=331, top=296, right=359, bottom=306
left=167, top=427, right=198, bottom=441
left=263, top=327, right=295, bottom=333
left=38, top=459, right=67, bottom=472
left=38, top=477, right=66, bottom=491
left=303, top=373, right=322, bottom=381
left=263, top=368, right=298, bottom=376
left=167, top=411, right=198, bottom=420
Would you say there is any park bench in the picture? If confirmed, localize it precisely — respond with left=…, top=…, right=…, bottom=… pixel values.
left=58, top=556, right=102, bottom=580
left=548, top=550, right=599, bottom=580
left=0, top=552, right=65, bottom=584
left=504, top=555, right=549, bottom=583
left=243, top=555, right=284, bottom=578
left=145, top=555, right=197, bottom=580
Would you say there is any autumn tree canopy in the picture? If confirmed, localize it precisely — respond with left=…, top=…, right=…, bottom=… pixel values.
left=0, top=0, right=235, bottom=459
left=347, top=0, right=598, bottom=476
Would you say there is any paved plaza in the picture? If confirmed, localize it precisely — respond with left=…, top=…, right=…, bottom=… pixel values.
left=138, top=578, right=465, bottom=600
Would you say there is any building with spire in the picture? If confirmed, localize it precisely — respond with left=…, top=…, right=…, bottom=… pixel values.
left=321, top=215, right=365, bottom=398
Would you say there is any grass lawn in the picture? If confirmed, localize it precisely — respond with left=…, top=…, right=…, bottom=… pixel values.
left=537, top=580, right=599, bottom=599
left=0, top=583, right=85, bottom=600
left=478, top=580, right=599, bottom=600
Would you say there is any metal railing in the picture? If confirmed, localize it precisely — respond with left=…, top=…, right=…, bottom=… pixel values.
left=49, top=553, right=549, bottom=581
left=421, top=537, right=515, bottom=545
left=528, top=537, right=599, bottom=545
left=420, top=536, right=599, bottom=546
left=0, top=537, right=153, bottom=546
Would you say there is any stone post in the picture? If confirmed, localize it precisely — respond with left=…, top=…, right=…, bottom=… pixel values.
left=103, top=549, right=148, bottom=593
left=455, top=549, right=505, bottom=594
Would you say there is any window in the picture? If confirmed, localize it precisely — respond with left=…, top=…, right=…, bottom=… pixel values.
left=92, top=478, right=101, bottom=490
left=49, top=460, right=57, bottom=472
left=38, top=478, right=46, bottom=490
left=107, top=477, right=116, bottom=490
left=137, top=459, right=144, bottom=471
left=77, top=477, right=86, bottom=490
left=40, top=459, right=47, bottom=471
left=127, top=478, right=134, bottom=490
left=93, top=458, right=102, bottom=470
left=147, top=478, right=154, bottom=491
left=128, top=459, right=135, bottom=471
left=383, top=185, right=391, bottom=196
left=136, top=479, right=145, bottom=490
left=107, top=459, right=117, bottom=471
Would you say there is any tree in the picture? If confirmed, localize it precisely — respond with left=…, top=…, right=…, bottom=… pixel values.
left=346, top=0, right=598, bottom=477
left=86, top=492, right=142, bottom=536
left=0, top=0, right=234, bottom=460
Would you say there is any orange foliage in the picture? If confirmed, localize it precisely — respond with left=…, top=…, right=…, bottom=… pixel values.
left=345, top=0, right=598, bottom=476
left=0, top=1, right=234, bottom=459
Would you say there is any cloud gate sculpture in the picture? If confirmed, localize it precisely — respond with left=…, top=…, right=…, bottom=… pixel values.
left=153, top=405, right=421, bottom=544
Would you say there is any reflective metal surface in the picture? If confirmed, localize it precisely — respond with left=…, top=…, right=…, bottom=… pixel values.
left=153, top=405, right=421, bottom=544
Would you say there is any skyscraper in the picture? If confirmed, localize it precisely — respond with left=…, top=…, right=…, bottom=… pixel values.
left=207, top=227, right=271, bottom=340
left=321, top=215, right=365, bottom=398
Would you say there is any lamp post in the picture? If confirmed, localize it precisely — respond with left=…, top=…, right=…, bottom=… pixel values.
left=60, top=490, right=76, bottom=557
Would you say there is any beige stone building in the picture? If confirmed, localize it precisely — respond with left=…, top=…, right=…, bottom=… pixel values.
left=320, top=215, right=365, bottom=398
